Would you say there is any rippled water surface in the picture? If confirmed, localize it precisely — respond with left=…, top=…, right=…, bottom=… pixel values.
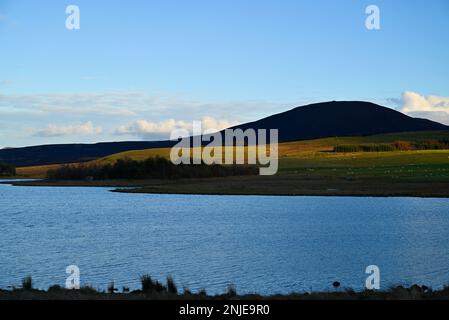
left=1, top=181, right=449, bottom=293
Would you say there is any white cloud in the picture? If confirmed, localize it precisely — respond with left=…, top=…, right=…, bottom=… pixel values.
left=399, top=91, right=449, bottom=125
left=115, top=119, right=190, bottom=136
left=0, top=91, right=292, bottom=146
left=0, top=92, right=286, bottom=121
left=201, top=116, right=237, bottom=131
left=33, top=121, right=103, bottom=137
left=115, top=116, right=238, bottom=140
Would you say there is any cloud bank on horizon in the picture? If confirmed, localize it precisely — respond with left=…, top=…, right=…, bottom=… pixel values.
left=33, top=121, right=103, bottom=138
left=1, top=90, right=449, bottom=149
left=115, top=116, right=239, bottom=140
left=399, top=91, right=449, bottom=125
left=0, top=92, right=279, bottom=147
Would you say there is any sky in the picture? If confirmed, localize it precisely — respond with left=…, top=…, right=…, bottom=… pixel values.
left=1, top=0, right=449, bottom=147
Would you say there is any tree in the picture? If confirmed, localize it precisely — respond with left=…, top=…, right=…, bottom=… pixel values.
left=0, top=161, right=16, bottom=176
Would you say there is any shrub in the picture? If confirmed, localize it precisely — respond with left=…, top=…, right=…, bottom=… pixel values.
left=227, top=284, right=237, bottom=297
left=79, top=285, right=98, bottom=295
left=22, top=276, right=33, bottom=290
left=140, top=274, right=166, bottom=293
left=140, top=275, right=153, bottom=292
left=166, top=276, right=178, bottom=295
left=183, top=287, right=192, bottom=295
left=48, top=284, right=63, bottom=292
left=107, top=281, right=117, bottom=294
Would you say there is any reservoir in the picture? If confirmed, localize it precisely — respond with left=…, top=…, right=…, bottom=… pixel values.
left=1, top=181, right=448, bottom=294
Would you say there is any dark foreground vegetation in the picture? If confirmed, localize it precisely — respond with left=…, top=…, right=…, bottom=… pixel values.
left=1, top=275, right=449, bottom=300
left=47, top=157, right=258, bottom=180
left=0, top=161, right=15, bottom=176
left=334, top=139, right=449, bottom=153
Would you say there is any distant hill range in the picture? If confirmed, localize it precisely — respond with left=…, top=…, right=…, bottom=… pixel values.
left=1, top=101, right=447, bottom=167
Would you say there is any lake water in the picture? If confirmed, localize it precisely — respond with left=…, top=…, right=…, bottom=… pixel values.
left=1, top=180, right=449, bottom=294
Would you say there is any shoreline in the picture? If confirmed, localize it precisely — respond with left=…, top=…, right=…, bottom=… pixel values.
left=0, top=283, right=447, bottom=300
left=3, top=176, right=449, bottom=198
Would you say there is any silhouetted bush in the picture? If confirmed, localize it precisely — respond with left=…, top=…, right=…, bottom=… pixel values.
left=227, top=285, right=237, bottom=297
left=166, top=276, right=178, bottom=295
left=0, top=161, right=15, bottom=176
left=22, top=276, right=32, bottom=290
left=183, top=287, right=192, bottom=295
left=107, top=281, right=117, bottom=294
left=2, top=277, right=449, bottom=300
left=140, top=275, right=153, bottom=293
left=47, top=156, right=258, bottom=180
left=48, top=284, right=63, bottom=292
left=79, top=286, right=98, bottom=295
left=140, top=274, right=166, bottom=293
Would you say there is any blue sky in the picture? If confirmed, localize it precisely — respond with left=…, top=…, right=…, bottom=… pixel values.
left=1, top=0, right=449, bottom=147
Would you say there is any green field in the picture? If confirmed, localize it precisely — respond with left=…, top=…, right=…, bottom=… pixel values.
left=97, top=130, right=449, bottom=181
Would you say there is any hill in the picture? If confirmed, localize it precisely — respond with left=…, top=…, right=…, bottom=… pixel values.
left=231, top=101, right=448, bottom=142
left=0, top=140, right=173, bottom=167
left=1, top=101, right=447, bottom=167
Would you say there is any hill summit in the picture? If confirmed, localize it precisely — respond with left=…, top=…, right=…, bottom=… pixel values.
left=231, top=101, right=447, bottom=142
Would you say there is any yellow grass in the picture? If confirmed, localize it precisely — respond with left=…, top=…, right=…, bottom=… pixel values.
left=16, top=131, right=449, bottom=178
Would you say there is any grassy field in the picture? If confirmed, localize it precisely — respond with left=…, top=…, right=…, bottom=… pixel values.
left=11, top=131, right=449, bottom=197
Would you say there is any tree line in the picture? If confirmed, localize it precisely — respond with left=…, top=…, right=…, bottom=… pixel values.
left=47, top=157, right=258, bottom=180
left=333, top=139, right=449, bottom=153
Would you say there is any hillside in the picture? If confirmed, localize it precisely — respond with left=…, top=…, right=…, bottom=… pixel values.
left=1, top=101, right=447, bottom=167
left=15, top=130, right=449, bottom=178
left=0, top=140, right=173, bottom=167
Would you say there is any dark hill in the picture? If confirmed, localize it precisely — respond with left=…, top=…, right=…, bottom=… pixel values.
left=231, top=101, right=448, bottom=142
left=0, top=141, right=174, bottom=167
left=0, top=101, right=447, bottom=167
